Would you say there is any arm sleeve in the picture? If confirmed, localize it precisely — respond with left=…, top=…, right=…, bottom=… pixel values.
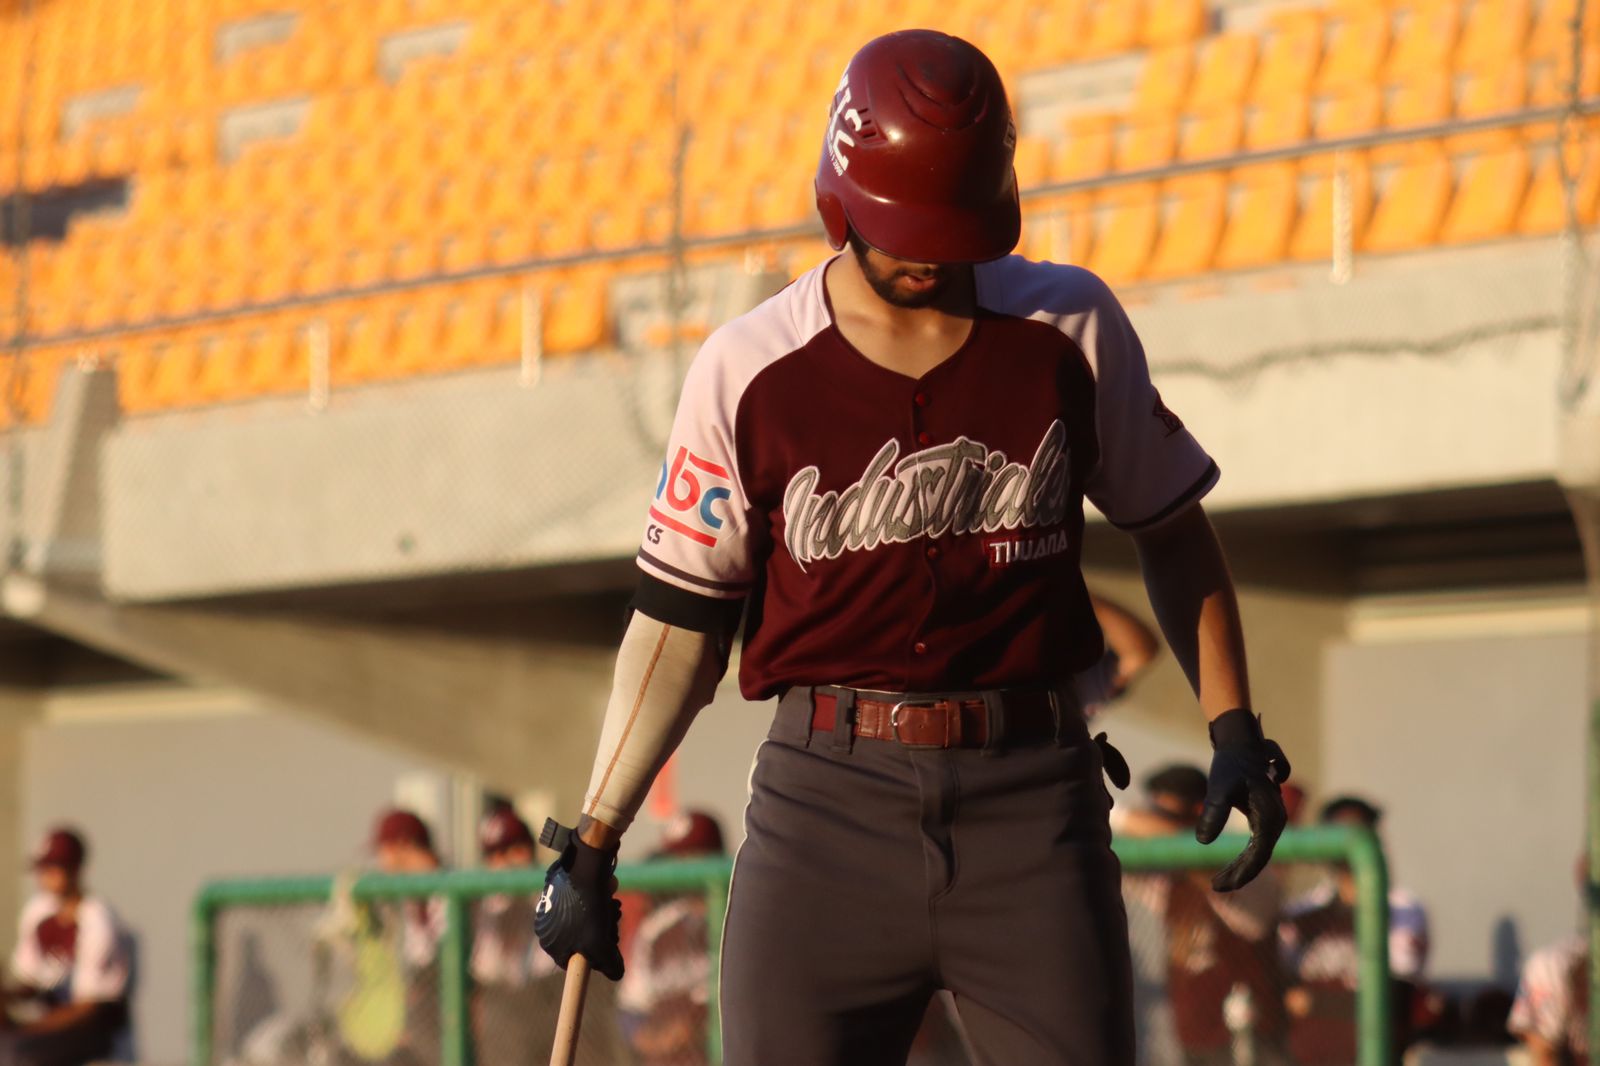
left=583, top=612, right=726, bottom=832
left=1080, top=280, right=1219, bottom=531
left=635, top=334, right=759, bottom=601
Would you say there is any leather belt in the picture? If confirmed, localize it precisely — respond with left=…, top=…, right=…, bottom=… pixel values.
left=805, top=686, right=1063, bottom=750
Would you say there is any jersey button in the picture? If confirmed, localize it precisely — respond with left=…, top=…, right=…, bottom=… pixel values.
left=914, top=392, right=930, bottom=407
left=913, top=641, right=928, bottom=655
left=916, top=431, right=933, bottom=446
left=925, top=545, right=939, bottom=560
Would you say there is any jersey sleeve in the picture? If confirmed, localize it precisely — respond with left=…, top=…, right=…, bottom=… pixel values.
left=1080, top=279, right=1219, bottom=530
left=69, top=901, right=129, bottom=1003
left=9, top=898, right=44, bottom=986
left=635, top=330, right=759, bottom=608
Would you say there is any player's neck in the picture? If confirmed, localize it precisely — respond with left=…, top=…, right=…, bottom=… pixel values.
left=826, top=255, right=976, bottom=379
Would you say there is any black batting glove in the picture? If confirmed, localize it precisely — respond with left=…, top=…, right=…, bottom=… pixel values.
left=533, top=819, right=625, bottom=981
left=1194, top=709, right=1291, bottom=893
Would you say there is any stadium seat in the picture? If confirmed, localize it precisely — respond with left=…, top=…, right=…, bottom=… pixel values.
left=145, top=336, right=204, bottom=410
left=1080, top=0, right=1143, bottom=56
left=1290, top=154, right=1373, bottom=261
left=1022, top=194, right=1094, bottom=267
left=195, top=334, right=249, bottom=403
left=1439, top=142, right=1531, bottom=244
left=1518, top=139, right=1600, bottom=233
left=1014, top=136, right=1051, bottom=188
left=1132, top=45, right=1193, bottom=112
left=1141, top=0, right=1207, bottom=47
left=1250, top=10, right=1322, bottom=102
left=1316, top=7, right=1391, bottom=94
left=1146, top=173, right=1227, bottom=279
left=1085, top=183, right=1159, bottom=284
left=1384, top=1, right=1461, bottom=80
left=335, top=307, right=397, bottom=384
left=1364, top=143, right=1453, bottom=252
left=1115, top=113, right=1179, bottom=171
left=1455, top=0, right=1530, bottom=69
left=1188, top=32, right=1258, bottom=108
left=1386, top=71, right=1452, bottom=129
left=392, top=298, right=447, bottom=377
left=1317, top=84, right=1384, bottom=139
left=1055, top=114, right=1117, bottom=181
left=241, top=326, right=306, bottom=396
left=1177, top=105, right=1243, bottom=161
left=1246, top=94, right=1311, bottom=150
left=542, top=273, right=609, bottom=354
left=1215, top=163, right=1298, bottom=271
left=1527, top=0, right=1600, bottom=59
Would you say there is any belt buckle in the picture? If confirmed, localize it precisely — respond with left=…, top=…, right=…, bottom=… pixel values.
left=889, top=699, right=949, bottom=749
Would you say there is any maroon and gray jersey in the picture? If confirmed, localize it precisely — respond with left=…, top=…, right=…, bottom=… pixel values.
left=633, top=256, right=1217, bottom=700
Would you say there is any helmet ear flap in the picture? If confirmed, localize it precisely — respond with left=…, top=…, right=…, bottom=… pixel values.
left=815, top=186, right=849, bottom=251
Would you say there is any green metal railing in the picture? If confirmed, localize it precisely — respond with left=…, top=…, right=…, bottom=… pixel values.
left=192, top=827, right=1386, bottom=1066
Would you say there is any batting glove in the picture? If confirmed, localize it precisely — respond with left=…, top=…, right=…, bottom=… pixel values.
left=1195, top=709, right=1291, bottom=893
left=533, top=819, right=625, bottom=981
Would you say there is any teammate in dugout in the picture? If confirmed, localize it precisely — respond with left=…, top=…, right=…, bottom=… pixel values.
left=534, top=29, right=1291, bottom=1065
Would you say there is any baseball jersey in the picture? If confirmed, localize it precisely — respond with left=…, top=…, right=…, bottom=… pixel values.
left=634, top=256, right=1217, bottom=700
left=9, top=893, right=131, bottom=1005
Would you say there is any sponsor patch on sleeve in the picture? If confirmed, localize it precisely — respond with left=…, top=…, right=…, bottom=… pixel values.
left=646, top=446, right=733, bottom=548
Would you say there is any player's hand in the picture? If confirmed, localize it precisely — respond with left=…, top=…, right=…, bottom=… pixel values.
left=533, top=819, right=625, bottom=981
left=1194, top=709, right=1291, bottom=893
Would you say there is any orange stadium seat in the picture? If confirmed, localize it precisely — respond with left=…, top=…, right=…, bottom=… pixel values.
left=1081, top=0, right=1144, bottom=56
left=1085, top=183, right=1159, bottom=284
left=1142, top=0, right=1208, bottom=47
left=1251, top=10, right=1322, bottom=102
left=335, top=306, right=398, bottom=384
left=1055, top=114, right=1117, bottom=181
left=1115, top=113, right=1179, bottom=171
left=1364, top=143, right=1453, bottom=252
left=1133, top=45, right=1194, bottom=112
left=241, top=326, right=307, bottom=396
left=1457, top=57, right=1529, bottom=118
left=1386, top=71, right=1453, bottom=128
left=1215, top=163, right=1298, bottom=270
left=1246, top=94, right=1311, bottom=151
left=145, top=336, right=204, bottom=410
left=1384, top=1, right=1461, bottom=81
left=1317, top=84, right=1384, bottom=139
left=1455, top=0, right=1530, bottom=69
left=542, top=274, right=609, bottom=354
left=1519, top=139, right=1600, bottom=233
left=1177, top=106, right=1243, bottom=161
left=1014, top=136, right=1052, bottom=189
left=438, top=289, right=499, bottom=368
left=1439, top=142, right=1531, bottom=243
left=195, top=334, right=249, bottom=404
left=1146, top=173, right=1227, bottom=279
left=392, top=298, right=447, bottom=377
left=1188, top=32, right=1258, bottom=108
left=1023, top=194, right=1094, bottom=267
left=1527, top=0, right=1600, bottom=59
left=1317, top=6, right=1390, bottom=95
left=1290, top=154, right=1374, bottom=261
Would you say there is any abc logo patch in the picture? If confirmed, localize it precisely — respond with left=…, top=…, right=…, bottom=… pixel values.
left=648, top=446, right=733, bottom=547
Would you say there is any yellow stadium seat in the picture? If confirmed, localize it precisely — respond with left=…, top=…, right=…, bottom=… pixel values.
left=1133, top=45, right=1194, bottom=112
left=1527, top=0, right=1599, bottom=59
left=1146, top=173, right=1227, bottom=279
left=1458, top=57, right=1528, bottom=118
left=1018, top=0, right=1090, bottom=67
left=241, top=325, right=306, bottom=397
left=1189, top=33, right=1258, bottom=108
left=1439, top=142, right=1530, bottom=244
left=1215, top=163, right=1298, bottom=270
left=391, top=241, right=440, bottom=283
left=489, top=225, right=539, bottom=267
left=1115, top=113, right=1178, bottom=171
left=195, top=334, right=249, bottom=403
left=440, top=232, right=489, bottom=275
left=1385, top=1, right=1460, bottom=81
left=392, top=298, right=446, bottom=377
left=1316, top=7, right=1390, bottom=94
left=115, top=342, right=162, bottom=415
left=1317, top=85, right=1384, bottom=138
left=146, top=336, right=203, bottom=410
left=335, top=306, right=397, bottom=384
left=1364, top=143, right=1453, bottom=252
left=1014, top=136, right=1051, bottom=188
left=543, top=274, right=609, bottom=354
left=1085, top=183, right=1159, bottom=284
left=438, top=290, right=497, bottom=368
left=1246, top=94, right=1311, bottom=150
left=1455, top=0, right=1529, bottom=69
left=1518, top=140, right=1600, bottom=233
left=1177, top=106, right=1243, bottom=161
left=1022, top=194, right=1094, bottom=267
left=1081, top=0, right=1143, bottom=56
left=591, top=204, right=647, bottom=251
left=1055, top=113, right=1116, bottom=181
left=751, top=181, right=812, bottom=231
left=1290, top=154, right=1373, bottom=261
left=344, top=248, right=392, bottom=290
left=1142, top=0, right=1207, bottom=47
left=1386, top=72, right=1452, bottom=128
left=1250, top=10, right=1321, bottom=102
left=1530, top=45, right=1600, bottom=108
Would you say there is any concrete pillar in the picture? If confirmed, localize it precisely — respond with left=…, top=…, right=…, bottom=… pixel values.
left=0, top=691, right=42, bottom=962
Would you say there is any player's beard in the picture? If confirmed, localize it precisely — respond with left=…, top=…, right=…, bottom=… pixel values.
left=848, top=234, right=954, bottom=309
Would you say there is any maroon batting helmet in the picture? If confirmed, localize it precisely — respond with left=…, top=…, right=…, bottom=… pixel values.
left=815, top=30, right=1020, bottom=264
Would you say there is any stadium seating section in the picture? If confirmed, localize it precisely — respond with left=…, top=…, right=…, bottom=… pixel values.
left=0, top=0, right=1596, bottom=418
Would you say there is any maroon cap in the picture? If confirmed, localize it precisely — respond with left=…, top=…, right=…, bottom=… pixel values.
left=815, top=30, right=1020, bottom=264
left=372, top=808, right=433, bottom=852
left=478, top=807, right=534, bottom=855
left=657, top=811, right=724, bottom=858
left=31, top=827, right=86, bottom=871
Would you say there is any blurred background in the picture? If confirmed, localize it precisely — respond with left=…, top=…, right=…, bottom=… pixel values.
left=0, top=0, right=1594, bottom=1063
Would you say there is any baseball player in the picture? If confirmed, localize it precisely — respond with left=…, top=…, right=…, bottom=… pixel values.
left=535, top=29, right=1291, bottom=1065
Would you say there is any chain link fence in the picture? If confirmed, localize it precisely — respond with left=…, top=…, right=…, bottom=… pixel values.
left=196, top=829, right=1391, bottom=1066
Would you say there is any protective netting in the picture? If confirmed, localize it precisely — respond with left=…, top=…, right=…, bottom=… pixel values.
left=206, top=860, right=1392, bottom=1066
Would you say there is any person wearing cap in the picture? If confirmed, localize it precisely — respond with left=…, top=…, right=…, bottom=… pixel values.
left=1119, top=767, right=1289, bottom=1066
left=0, top=827, right=132, bottom=1066
left=369, top=808, right=446, bottom=1066
left=1279, top=794, right=1437, bottom=1063
left=532, top=29, right=1291, bottom=1065
left=1508, top=855, right=1590, bottom=1066
left=616, top=813, right=725, bottom=1066
left=1074, top=593, right=1162, bottom=718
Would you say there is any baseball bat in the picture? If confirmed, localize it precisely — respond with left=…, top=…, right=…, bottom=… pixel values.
left=547, top=956, right=591, bottom=1066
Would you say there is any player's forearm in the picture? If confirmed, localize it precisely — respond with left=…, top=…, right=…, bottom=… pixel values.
left=1132, top=503, right=1250, bottom=720
left=577, top=612, right=726, bottom=841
